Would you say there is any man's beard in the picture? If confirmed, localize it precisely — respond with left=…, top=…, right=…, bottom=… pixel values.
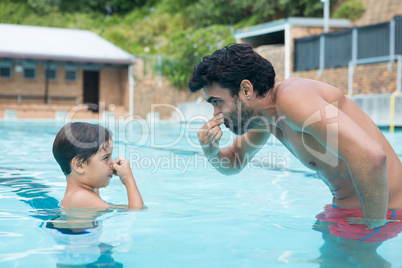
left=224, top=97, right=261, bottom=135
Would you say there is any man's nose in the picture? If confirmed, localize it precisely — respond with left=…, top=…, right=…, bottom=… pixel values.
left=213, top=107, right=222, bottom=117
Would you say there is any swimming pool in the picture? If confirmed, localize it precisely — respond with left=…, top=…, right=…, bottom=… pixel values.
left=1, top=120, right=402, bottom=267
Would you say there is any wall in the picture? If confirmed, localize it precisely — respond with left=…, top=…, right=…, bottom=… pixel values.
left=130, top=57, right=204, bottom=120
left=0, top=62, right=130, bottom=115
left=351, top=94, right=402, bottom=126
left=133, top=78, right=203, bottom=120
left=99, top=67, right=127, bottom=108
left=354, top=0, right=402, bottom=26
left=256, top=44, right=399, bottom=95
left=255, top=45, right=285, bottom=82
left=0, top=63, right=82, bottom=104
left=294, top=62, right=400, bottom=94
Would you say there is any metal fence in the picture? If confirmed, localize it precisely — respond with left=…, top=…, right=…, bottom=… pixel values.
left=294, top=15, right=402, bottom=72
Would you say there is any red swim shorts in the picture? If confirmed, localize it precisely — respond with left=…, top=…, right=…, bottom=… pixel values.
left=316, top=204, right=402, bottom=243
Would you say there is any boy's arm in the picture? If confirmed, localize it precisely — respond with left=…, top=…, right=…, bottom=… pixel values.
left=122, top=175, right=144, bottom=209
left=113, top=156, right=144, bottom=209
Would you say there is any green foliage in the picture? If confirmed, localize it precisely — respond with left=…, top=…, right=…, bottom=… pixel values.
left=27, top=0, right=60, bottom=14
left=0, top=0, right=34, bottom=24
left=57, top=0, right=151, bottom=15
left=186, top=0, right=329, bottom=28
left=333, top=0, right=365, bottom=20
left=0, top=0, right=347, bottom=89
left=162, top=25, right=235, bottom=89
left=157, top=0, right=193, bottom=14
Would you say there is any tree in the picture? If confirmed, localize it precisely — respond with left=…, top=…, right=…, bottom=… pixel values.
left=333, top=0, right=365, bottom=20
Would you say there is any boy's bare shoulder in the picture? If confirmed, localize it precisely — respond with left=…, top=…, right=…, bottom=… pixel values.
left=62, top=188, right=109, bottom=209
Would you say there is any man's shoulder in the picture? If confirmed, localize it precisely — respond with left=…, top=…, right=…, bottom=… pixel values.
left=275, top=78, right=340, bottom=126
left=276, top=78, right=316, bottom=109
left=278, top=77, right=325, bottom=93
left=276, top=77, right=341, bottom=105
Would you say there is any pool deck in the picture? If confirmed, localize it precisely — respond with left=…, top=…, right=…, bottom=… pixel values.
left=0, top=103, right=129, bottom=120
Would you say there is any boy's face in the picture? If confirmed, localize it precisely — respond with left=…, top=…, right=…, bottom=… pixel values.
left=84, top=139, right=114, bottom=188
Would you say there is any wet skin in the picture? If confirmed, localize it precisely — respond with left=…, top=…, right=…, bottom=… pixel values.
left=200, top=77, right=402, bottom=225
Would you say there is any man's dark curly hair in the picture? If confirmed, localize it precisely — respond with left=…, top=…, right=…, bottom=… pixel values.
left=188, top=43, right=276, bottom=98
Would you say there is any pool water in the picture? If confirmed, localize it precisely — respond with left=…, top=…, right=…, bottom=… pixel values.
left=0, top=120, right=402, bottom=267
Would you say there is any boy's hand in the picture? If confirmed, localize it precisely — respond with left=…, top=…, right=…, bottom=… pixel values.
left=112, top=156, right=134, bottom=186
left=112, top=156, right=144, bottom=209
left=198, top=113, right=224, bottom=158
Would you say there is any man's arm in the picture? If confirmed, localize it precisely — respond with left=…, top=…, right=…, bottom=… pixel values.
left=278, top=92, right=389, bottom=228
left=198, top=114, right=271, bottom=175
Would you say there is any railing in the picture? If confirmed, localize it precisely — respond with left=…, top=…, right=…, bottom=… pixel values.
left=0, top=94, right=79, bottom=104
left=294, top=15, right=402, bottom=73
left=347, top=55, right=402, bottom=95
left=346, top=55, right=402, bottom=132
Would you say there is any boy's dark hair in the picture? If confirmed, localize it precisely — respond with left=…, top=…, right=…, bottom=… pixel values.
left=52, top=122, right=111, bottom=176
left=188, top=43, right=276, bottom=98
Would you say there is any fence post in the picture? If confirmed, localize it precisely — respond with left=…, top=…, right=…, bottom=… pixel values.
left=157, top=54, right=162, bottom=87
left=348, top=61, right=354, bottom=96
left=129, top=61, right=135, bottom=116
left=352, top=28, right=357, bottom=65
left=389, top=18, right=395, bottom=70
left=390, top=55, right=401, bottom=133
left=398, top=55, right=402, bottom=92
left=318, top=35, right=325, bottom=77
left=284, top=22, right=291, bottom=79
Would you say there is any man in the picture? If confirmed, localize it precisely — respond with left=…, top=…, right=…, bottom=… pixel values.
left=188, top=43, right=402, bottom=230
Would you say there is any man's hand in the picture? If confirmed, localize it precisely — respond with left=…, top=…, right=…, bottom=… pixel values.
left=347, top=217, right=400, bottom=230
left=198, top=113, right=224, bottom=158
left=112, top=156, right=134, bottom=186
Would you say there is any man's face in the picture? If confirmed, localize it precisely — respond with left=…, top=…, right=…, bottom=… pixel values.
left=226, top=95, right=260, bottom=135
left=203, top=83, right=260, bottom=135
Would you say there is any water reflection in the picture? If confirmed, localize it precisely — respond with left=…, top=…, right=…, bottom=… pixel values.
left=0, top=169, right=123, bottom=267
left=42, top=209, right=123, bottom=267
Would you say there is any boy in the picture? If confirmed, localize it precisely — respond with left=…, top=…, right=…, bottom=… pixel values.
left=53, top=122, right=143, bottom=209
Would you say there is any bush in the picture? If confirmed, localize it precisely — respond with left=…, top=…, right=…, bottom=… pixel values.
left=333, top=0, right=365, bottom=20
left=162, top=25, right=236, bottom=89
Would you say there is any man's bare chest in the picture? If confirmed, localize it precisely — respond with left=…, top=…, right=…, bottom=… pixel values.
left=270, top=123, right=341, bottom=172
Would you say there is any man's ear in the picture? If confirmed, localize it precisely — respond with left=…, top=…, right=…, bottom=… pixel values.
left=71, top=157, right=86, bottom=175
left=240, top=80, right=254, bottom=100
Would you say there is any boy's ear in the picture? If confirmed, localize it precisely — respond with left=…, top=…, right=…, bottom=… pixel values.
left=71, top=157, right=86, bottom=175
left=240, top=80, right=254, bottom=100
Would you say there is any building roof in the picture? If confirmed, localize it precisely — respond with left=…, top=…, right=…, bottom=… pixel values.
left=234, top=17, right=351, bottom=41
left=0, top=24, right=133, bottom=65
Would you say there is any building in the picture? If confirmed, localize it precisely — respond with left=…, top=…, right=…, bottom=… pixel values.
left=0, top=24, right=134, bottom=118
left=232, top=1, right=402, bottom=127
left=233, top=17, right=351, bottom=81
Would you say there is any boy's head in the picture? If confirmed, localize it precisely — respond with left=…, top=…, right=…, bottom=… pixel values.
left=53, top=122, right=111, bottom=176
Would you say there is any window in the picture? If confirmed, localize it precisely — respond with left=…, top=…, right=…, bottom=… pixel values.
left=65, top=65, right=78, bottom=81
left=45, top=64, right=58, bottom=80
left=23, top=63, right=36, bottom=79
left=0, top=61, right=12, bottom=78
